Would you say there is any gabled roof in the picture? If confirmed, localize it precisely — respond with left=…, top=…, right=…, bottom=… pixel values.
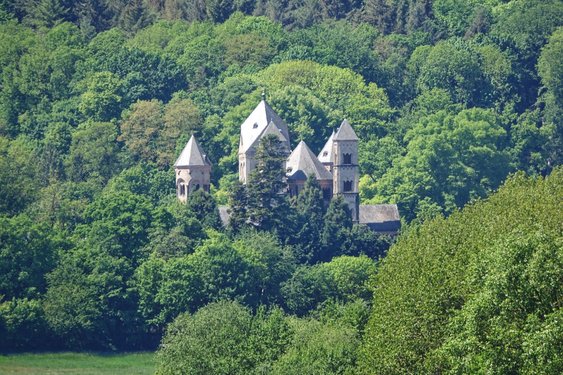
left=239, top=100, right=290, bottom=153
left=333, top=119, right=358, bottom=141
left=248, top=120, right=291, bottom=154
left=318, top=131, right=335, bottom=164
left=359, top=204, right=401, bottom=233
left=286, top=141, right=333, bottom=181
left=174, top=135, right=211, bottom=167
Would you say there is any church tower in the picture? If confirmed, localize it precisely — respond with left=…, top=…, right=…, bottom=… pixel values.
left=174, top=135, right=211, bottom=203
left=332, top=120, right=359, bottom=222
left=238, top=95, right=291, bottom=184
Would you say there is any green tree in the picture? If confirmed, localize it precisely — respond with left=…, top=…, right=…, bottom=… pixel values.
left=271, top=318, right=359, bottom=375
left=0, top=214, right=61, bottom=300
left=320, top=196, right=352, bottom=262
left=373, top=107, right=511, bottom=221
left=409, top=38, right=489, bottom=106
left=246, top=134, right=290, bottom=232
left=289, top=176, right=326, bottom=263
left=65, top=121, right=121, bottom=182
left=25, top=0, right=69, bottom=28
left=0, top=136, right=39, bottom=215
left=44, top=246, right=139, bottom=349
left=0, top=298, right=51, bottom=351
left=151, top=234, right=259, bottom=323
left=79, top=188, right=154, bottom=263
left=490, top=0, right=563, bottom=110
left=227, top=180, right=248, bottom=233
left=358, top=169, right=562, bottom=374
left=362, top=0, right=433, bottom=34
left=206, top=0, right=234, bottom=22
left=187, top=189, right=222, bottom=229
left=156, top=301, right=292, bottom=375
left=40, top=121, right=72, bottom=180
left=78, top=71, right=123, bottom=121
left=537, top=27, right=563, bottom=169
left=233, top=230, right=296, bottom=305
left=115, top=0, right=155, bottom=34
left=281, top=255, right=376, bottom=316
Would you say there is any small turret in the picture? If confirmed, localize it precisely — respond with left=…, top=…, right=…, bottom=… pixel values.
left=174, top=135, right=211, bottom=203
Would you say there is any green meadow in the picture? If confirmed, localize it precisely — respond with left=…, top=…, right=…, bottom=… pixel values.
left=0, top=352, right=154, bottom=375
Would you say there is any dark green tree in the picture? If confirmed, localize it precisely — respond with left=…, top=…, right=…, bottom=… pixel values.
left=246, top=134, right=290, bottom=232
left=187, top=189, right=222, bottom=229
left=320, top=196, right=352, bottom=262
left=227, top=181, right=248, bottom=233
left=290, top=176, right=326, bottom=263
left=25, top=0, right=70, bottom=28
left=206, top=0, right=234, bottom=23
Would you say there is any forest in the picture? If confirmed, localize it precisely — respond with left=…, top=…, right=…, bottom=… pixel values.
left=0, top=0, right=561, bottom=374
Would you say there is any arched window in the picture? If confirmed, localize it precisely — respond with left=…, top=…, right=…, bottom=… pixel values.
left=343, top=153, right=352, bottom=164
left=343, top=180, right=353, bottom=192
left=178, top=179, right=186, bottom=196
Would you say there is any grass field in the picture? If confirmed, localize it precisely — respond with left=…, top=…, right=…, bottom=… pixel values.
left=0, top=352, right=155, bottom=375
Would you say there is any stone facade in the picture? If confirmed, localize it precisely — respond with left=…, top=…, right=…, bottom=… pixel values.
left=175, top=99, right=400, bottom=233
left=174, top=135, right=211, bottom=203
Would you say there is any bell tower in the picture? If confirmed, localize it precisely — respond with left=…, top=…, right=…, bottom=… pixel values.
left=174, top=135, right=211, bottom=203
left=332, top=120, right=359, bottom=222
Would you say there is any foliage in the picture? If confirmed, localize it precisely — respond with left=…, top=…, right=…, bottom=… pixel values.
left=155, top=301, right=292, bottom=375
left=0, top=214, right=61, bottom=300
left=271, top=318, right=359, bottom=375
left=282, top=255, right=376, bottom=316
left=187, top=189, right=222, bottom=229
left=0, top=0, right=562, bottom=362
left=358, top=169, right=563, bottom=374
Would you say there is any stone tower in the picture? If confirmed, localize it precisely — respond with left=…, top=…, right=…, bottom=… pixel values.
left=174, top=135, right=211, bottom=203
left=331, top=120, right=359, bottom=222
left=238, top=98, right=291, bottom=184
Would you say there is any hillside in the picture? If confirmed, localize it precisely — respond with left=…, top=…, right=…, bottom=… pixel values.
left=0, top=1, right=561, bottom=373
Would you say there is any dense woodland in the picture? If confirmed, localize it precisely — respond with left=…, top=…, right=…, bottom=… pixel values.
left=0, top=0, right=561, bottom=374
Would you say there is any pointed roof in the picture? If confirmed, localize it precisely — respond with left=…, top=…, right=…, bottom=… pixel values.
left=286, top=141, right=333, bottom=181
left=333, top=119, right=358, bottom=141
left=318, top=130, right=335, bottom=164
left=248, top=120, right=291, bottom=153
left=174, top=135, right=211, bottom=167
left=239, top=100, right=290, bottom=153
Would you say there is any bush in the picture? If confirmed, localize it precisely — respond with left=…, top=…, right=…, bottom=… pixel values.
left=156, top=301, right=291, bottom=375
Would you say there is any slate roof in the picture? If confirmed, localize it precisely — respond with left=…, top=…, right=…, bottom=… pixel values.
left=248, top=120, right=291, bottom=154
left=333, top=119, right=359, bottom=141
left=286, top=141, right=333, bottom=181
left=318, top=131, right=335, bottom=164
left=239, top=100, right=290, bottom=153
left=174, top=135, right=211, bottom=167
left=359, top=204, right=401, bottom=233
